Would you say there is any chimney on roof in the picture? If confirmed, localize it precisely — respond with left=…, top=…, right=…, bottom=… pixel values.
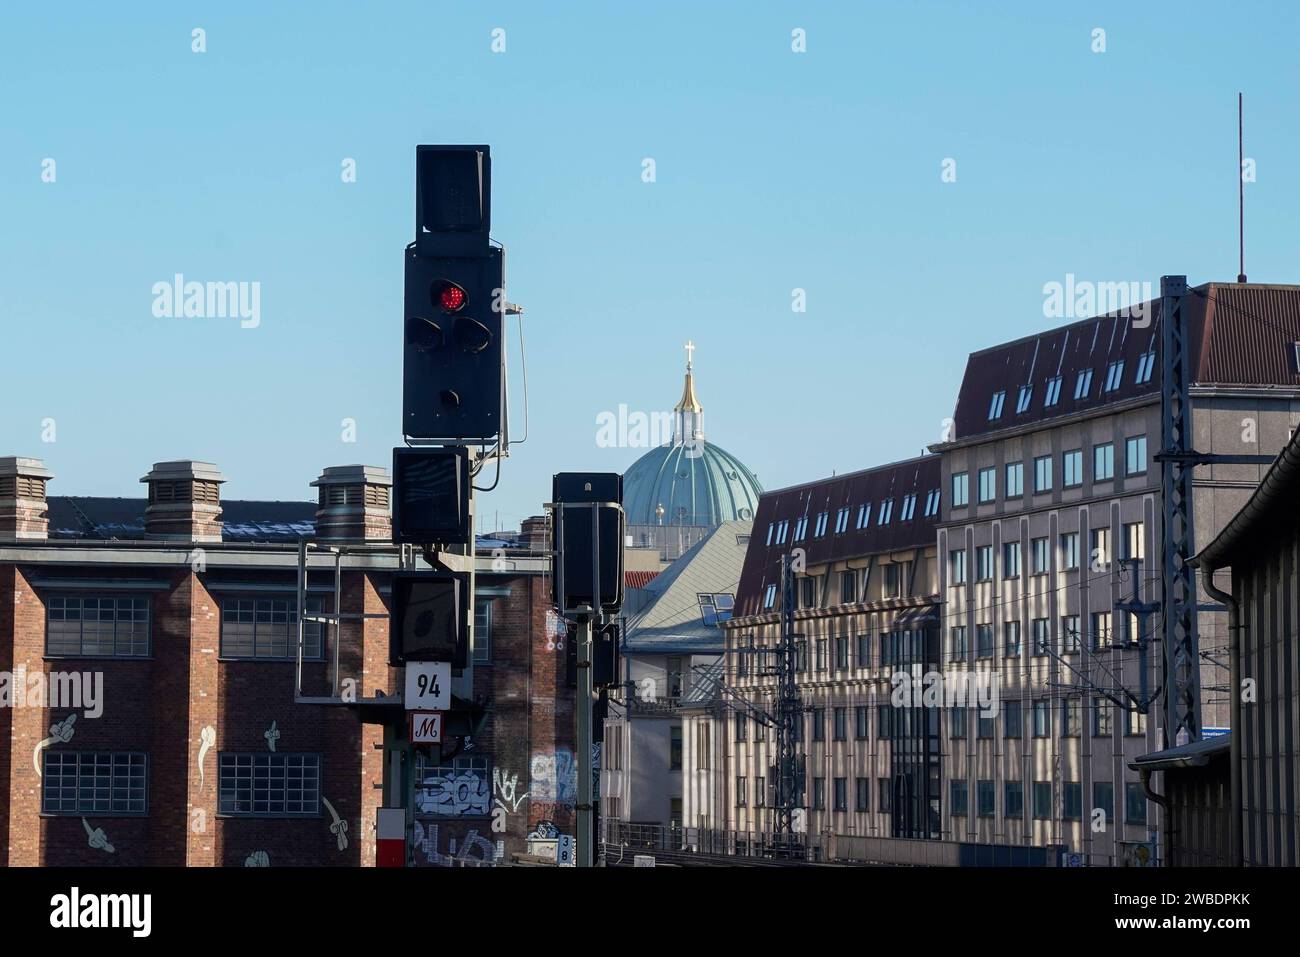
left=0, top=456, right=53, bottom=541
left=310, top=465, right=392, bottom=543
left=520, top=514, right=550, bottom=552
left=140, top=460, right=225, bottom=543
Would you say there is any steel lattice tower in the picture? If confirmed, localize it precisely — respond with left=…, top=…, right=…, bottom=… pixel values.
left=1159, top=275, right=1201, bottom=745
left=774, top=553, right=801, bottom=838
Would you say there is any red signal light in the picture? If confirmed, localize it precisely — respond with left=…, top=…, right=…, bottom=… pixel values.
left=433, top=281, right=467, bottom=312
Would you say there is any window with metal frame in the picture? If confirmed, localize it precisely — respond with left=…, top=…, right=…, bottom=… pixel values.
left=1135, top=351, right=1156, bottom=384
left=1015, top=384, right=1032, bottom=414
left=1005, top=461, right=1024, bottom=498
left=46, top=595, right=150, bottom=657
left=923, top=489, right=941, bottom=517
left=1034, top=455, right=1052, bottom=492
left=1044, top=376, right=1063, bottom=406
left=951, top=472, right=969, bottom=507
left=834, top=506, right=850, bottom=533
left=42, top=752, right=147, bottom=815
left=1103, top=359, right=1125, bottom=392
left=218, top=752, right=320, bottom=817
left=1094, top=442, right=1115, bottom=481
left=988, top=391, right=1005, bottom=420
left=220, top=595, right=327, bottom=660
left=699, top=593, right=734, bottom=625
left=473, top=599, right=492, bottom=662
left=1125, top=435, right=1147, bottom=475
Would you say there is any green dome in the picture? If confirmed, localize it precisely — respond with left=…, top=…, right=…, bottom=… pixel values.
left=623, top=343, right=762, bottom=529
left=624, top=440, right=762, bottom=528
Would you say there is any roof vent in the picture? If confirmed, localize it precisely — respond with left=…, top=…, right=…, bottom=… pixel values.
left=310, top=465, right=392, bottom=543
left=140, top=461, right=226, bottom=543
left=0, top=456, right=53, bottom=541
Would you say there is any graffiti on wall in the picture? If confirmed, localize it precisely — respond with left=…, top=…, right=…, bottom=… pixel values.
left=197, top=725, right=216, bottom=790
left=413, top=821, right=504, bottom=866
left=530, top=748, right=576, bottom=809
left=33, top=713, right=77, bottom=776
left=491, top=768, right=528, bottom=833
left=322, top=797, right=349, bottom=851
left=415, top=767, right=491, bottom=816
left=82, top=818, right=115, bottom=854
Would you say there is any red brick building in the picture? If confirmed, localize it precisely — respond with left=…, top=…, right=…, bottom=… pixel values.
left=0, top=455, right=572, bottom=866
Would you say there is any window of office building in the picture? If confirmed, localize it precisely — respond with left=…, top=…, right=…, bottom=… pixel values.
left=1006, top=461, right=1024, bottom=497
left=1005, top=781, right=1024, bottom=819
left=1034, top=455, right=1053, bottom=492
left=951, top=779, right=969, bottom=816
left=1061, top=532, right=1080, bottom=570
left=1003, top=540, right=1021, bottom=578
left=1033, top=700, right=1051, bottom=737
left=1094, top=442, right=1115, bottom=481
left=1004, top=700, right=1022, bottom=738
left=1032, top=537, right=1050, bottom=574
left=1061, top=614, right=1080, bottom=654
left=1033, top=782, right=1053, bottom=820
left=952, top=472, right=969, bottom=507
left=1063, top=449, right=1083, bottom=487
left=1126, top=435, right=1148, bottom=475
left=1004, top=621, right=1021, bottom=657
left=951, top=549, right=967, bottom=584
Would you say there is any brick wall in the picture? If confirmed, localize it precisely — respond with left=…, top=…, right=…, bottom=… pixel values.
left=1, top=554, right=565, bottom=867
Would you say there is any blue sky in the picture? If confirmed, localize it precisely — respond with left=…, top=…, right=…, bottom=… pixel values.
left=2, top=1, right=1298, bottom=530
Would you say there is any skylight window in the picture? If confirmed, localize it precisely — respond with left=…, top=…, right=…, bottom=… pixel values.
left=834, top=507, right=850, bottom=534
left=762, top=584, right=777, bottom=609
left=699, top=593, right=735, bottom=626
left=793, top=516, right=808, bottom=541
left=1103, top=360, right=1125, bottom=392
left=1044, top=376, right=1062, bottom=407
left=855, top=503, right=872, bottom=529
left=1074, top=369, right=1093, bottom=400
left=814, top=511, right=828, bottom=537
left=923, top=489, right=941, bottom=517
left=1015, top=385, right=1032, bottom=414
left=988, top=391, right=1006, bottom=420
left=877, top=499, right=894, bottom=525
left=1135, top=351, right=1156, bottom=384
left=900, top=494, right=917, bottom=521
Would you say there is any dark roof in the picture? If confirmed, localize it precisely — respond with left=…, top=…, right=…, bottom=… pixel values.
left=1196, top=420, right=1300, bottom=570
left=45, top=496, right=534, bottom=548
left=734, top=455, right=941, bottom=618
left=47, top=496, right=318, bottom=543
left=947, top=282, right=1300, bottom=445
left=1129, top=733, right=1230, bottom=771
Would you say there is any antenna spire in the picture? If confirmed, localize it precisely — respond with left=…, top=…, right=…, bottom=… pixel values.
left=1238, top=92, right=1247, bottom=284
